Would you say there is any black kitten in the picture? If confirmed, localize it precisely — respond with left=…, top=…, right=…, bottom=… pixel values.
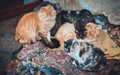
left=93, top=14, right=110, bottom=26
left=64, top=39, right=106, bottom=71
left=75, top=9, right=94, bottom=39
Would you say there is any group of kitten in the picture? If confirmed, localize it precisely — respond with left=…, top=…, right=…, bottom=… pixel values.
left=15, top=1, right=113, bottom=71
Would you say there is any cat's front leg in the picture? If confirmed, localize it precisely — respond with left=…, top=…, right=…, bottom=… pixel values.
left=72, top=60, right=77, bottom=67
left=47, top=31, right=51, bottom=42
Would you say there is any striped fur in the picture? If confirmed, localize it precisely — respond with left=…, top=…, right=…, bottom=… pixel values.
left=64, top=39, right=106, bottom=71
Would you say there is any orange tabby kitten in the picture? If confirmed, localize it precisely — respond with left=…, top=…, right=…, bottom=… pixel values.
left=85, top=22, right=120, bottom=59
left=85, top=22, right=99, bottom=39
left=54, top=22, right=76, bottom=50
left=15, top=5, right=56, bottom=44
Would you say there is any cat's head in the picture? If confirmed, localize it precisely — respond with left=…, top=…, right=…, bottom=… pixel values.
left=64, top=39, right=106, bottom=71
left=85, top=22, right=100, bottom=39
left=36, top=1, right=61, bottom=14
left=38, top=5, right=56, bottom=22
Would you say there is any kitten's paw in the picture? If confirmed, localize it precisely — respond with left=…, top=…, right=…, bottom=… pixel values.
left=72, top=60, right=77, bottom=67
left=19, top=39, right=31, bottom=44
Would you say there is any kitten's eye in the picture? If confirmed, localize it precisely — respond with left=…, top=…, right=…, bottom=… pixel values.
left=40, top=8, right=45, bottom=12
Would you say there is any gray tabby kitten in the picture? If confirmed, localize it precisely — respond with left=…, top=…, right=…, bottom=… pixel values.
left=64, top=39, right=106, bottom=71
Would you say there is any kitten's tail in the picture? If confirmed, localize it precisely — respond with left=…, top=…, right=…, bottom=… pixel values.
left=41, top=37, right=60, bottom=50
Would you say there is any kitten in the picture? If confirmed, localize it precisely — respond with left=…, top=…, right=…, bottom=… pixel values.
left=85, top=23, right=120, bottom=59
left=43, top=22, right=76, bottom=50
left=93, top=14, right=110, bottom=26
left=55, top=22, right=76, bottom=49
left=15, top=5, right=56, bottom=44
left=64, top=39, right=106, bottom=71
left=85, top=22, right=100, bottom=39
left=75, top=9, right=94, bottom=39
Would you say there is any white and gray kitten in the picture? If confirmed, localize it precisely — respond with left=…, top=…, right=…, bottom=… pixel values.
left=64, top=39, right=106, bottom=71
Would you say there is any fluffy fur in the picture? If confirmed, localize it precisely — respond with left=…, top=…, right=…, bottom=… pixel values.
left=64, top=39, right=106, bottom=71
left=85, top=23, right=120, bottom=59
left=91, top=30, right=120, bottom=59
left=50, top=10, right=67, bottom=36
left=103, top=24, right=120, bottom=47
left=53, top=22, right=76, bottom=50
left=75, top=9, right=94, bottom=39
left=93, top=14, right=110, bottom=26
left=51, top=9, right=93, bottom=39
left=85, top=22, right=99, bottom=39
left=51, top=10, right=79, bottom=36
left=78, top=9, right=94, bottom=26
left=15, top=5, right=56, bottom=44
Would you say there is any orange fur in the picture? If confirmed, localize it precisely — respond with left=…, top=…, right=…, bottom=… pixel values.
left=86, top=22, right=99, bottom=39
left=54, top=22, right=76, bottom=50
left=85, top=23, right=120, bottom=59
left=15, top=5, right=56, bottom=44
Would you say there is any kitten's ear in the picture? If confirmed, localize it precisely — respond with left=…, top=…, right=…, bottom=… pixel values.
left=49, top=6, right=54, bottom=10
left=72, top=41, right=80, bottom=50
left=85, top=25, right=91, bottom=30
left=39, top=8, right=45, bottom=12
